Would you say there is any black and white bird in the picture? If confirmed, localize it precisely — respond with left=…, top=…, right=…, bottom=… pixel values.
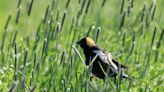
left=77, top=37, right=131, bottom=80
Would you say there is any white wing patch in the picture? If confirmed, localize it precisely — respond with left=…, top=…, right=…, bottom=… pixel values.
left=93, top=50, right=119, bottom=73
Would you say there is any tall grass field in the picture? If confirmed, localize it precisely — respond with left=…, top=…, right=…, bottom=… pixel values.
left=0, top=0, right=163, bottom=91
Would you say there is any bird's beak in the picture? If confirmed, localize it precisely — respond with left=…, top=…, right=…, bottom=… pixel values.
left=76, top=41, right=80, bottom=44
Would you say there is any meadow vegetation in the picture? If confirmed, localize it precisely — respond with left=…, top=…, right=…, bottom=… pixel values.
left=0, top=0, right=163, bottom=91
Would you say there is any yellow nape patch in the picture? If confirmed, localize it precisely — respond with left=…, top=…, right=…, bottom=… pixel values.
left=86, top=37, right=96, bottom=48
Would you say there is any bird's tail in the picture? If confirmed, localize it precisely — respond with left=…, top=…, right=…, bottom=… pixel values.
left=122, top=72, right=135, bottom=81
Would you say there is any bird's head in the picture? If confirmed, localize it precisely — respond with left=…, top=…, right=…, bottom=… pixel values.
left=77, top=37, right=96, bottom=49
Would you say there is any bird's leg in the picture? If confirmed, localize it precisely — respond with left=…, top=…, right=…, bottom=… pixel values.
left=114, top=77, right=119, bottom=89
left=115, top=74, right=122, bottom=91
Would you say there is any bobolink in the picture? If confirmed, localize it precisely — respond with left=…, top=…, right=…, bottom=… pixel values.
left=77, top=37, right=130, bottom=80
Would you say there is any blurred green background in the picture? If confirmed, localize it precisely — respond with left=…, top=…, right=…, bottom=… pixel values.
left=0, top=0, right=163, bottom=91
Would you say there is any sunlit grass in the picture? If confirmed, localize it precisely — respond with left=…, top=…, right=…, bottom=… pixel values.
left=0, top=0, right=163, bottom=91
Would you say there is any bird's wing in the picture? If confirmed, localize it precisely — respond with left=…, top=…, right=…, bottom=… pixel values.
left=93, top=50, right=129, bottom=73
left=98, top=50, right=129, bottom=69
left=93, top=50, right=119, bottom=74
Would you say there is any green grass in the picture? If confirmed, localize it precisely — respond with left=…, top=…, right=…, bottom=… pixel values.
left=0, top=0, right=163, bottom=91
